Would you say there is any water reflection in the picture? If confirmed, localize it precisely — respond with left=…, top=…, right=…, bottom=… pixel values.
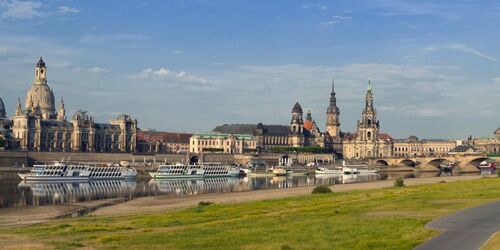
left=0, top=171, right=476, bottom=209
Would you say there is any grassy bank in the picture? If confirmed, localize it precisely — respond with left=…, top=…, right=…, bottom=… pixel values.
left=3, top=178, right=500, bottom=249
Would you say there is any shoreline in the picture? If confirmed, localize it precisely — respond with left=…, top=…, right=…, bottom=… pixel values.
left=0, top=175, right=485, bottom=228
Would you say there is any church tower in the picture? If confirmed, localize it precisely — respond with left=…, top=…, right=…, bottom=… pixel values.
left=289, top=102, right=304, bottom=147
left=326, top=78, right=340, bottom=137
left=57, top=97, right=66, bottom=121
left=355, top=80, right=379, bottom=157
left=25, top=57, right=56, bottom=119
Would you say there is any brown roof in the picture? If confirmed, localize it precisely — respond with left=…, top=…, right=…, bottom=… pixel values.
left=138, top=131, right=192, bottom=144
left=378, top=133, right=393, bottom=140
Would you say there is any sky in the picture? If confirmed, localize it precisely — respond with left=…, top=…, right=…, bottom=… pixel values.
left=0, top=0, right=499, bottom=139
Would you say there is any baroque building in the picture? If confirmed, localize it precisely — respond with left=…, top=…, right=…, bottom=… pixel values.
left=342, top=81, right=393, bottom=159
left=471, top=128, right=500, bottom=154
left=189, top=133, right=256, bottom=154
left=212, top=101, right=327, bottom=152
left=10, top=57, right=137, bottom=152
left=393, top=136, right=457, bottom=157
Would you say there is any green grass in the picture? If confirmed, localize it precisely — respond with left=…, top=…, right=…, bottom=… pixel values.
left=2, top=178, right=500, bottom=249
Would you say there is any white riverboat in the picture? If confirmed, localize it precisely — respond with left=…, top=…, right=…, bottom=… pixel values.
left=18, top=162, right=137, bottom=181
left=149, top=163, right=204, bottom=179
left=315, top=167, right=342, bottom=175
left=149, top=163, right=240, bottom=179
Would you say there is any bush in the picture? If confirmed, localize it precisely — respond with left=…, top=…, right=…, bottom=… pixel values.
left=312, top=185, right=332, bottom=194
left=394, top=178, right=405, bottom=187
left=198, top=201, right=214, bottom=206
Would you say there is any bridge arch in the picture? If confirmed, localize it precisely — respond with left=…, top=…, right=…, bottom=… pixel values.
left=426, top=158, right=447, bottom=168
left=375, top=159, right=389, bottom=166
left=400, top=159, right=416, bottom=168
left=466, top=157, right=492, bottom=168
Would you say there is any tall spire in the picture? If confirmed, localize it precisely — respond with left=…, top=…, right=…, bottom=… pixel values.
left=331, top=77, right=335, bottom=94
left=367, top=79, right=372, bottom=92
left=327, top=76, right=339, bottom=114
left=15, top=98, right=23, bottom=116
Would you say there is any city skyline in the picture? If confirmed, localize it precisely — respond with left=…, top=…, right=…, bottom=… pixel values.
left=0, top=1, right=499, bottom=139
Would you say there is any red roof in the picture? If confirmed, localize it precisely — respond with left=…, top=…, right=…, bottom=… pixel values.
left=137, top=131, right=192, bottom=144
left=303, top=120, right=313, bottom=130
left=378, top=133, right=393, bottom=140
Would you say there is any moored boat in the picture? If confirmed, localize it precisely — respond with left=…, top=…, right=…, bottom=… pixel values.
left=18, top=161, right=137, bottom=181
left=149, top=163, right=240, bottom=179
left=315, top=167, right=342, bottom=175
left=343, top=167, right=359, bottom=175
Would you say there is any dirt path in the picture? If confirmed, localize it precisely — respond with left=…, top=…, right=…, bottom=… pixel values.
left=0, top=198, right=122, bottom=228
left=93, top=175, right=483, bottom=217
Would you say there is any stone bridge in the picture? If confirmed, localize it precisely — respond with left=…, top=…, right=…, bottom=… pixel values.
left=368, top=154, right=499, bottom=172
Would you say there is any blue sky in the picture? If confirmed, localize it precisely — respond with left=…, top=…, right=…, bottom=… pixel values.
left=0, top=0, right=499, bottom=139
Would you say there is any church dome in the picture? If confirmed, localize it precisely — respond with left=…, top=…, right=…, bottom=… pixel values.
left=0, top=97, right=5, bottom=118
left=72, top=110, right=89, bottom=121
left=25, top=83, right=55, bottom=116
left=292, top=102, right=302, bottom=113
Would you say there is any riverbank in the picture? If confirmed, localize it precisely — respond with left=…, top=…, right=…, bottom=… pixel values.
left=1, top=176, right=499, bottom=249
left=0, top=175, right=483, bottom=227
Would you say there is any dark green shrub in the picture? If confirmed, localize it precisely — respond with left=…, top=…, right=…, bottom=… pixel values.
left=198, top=201, right=214, bottom=206
left=394, top=177, right=405, bottom=187
left=312, top=185, right=332, bottom=194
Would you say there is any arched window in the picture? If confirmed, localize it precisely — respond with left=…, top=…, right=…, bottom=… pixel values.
left=367, top=131, right=371, bottom=140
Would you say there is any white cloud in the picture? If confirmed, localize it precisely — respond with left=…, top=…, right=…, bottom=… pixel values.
left=422, top=43, right=498, bottom=62
left=321, top=15, right=352, bottom=27
left=172, top=50, right=183, bottom=54
left=493, top=77, right=500, bottom=83
left=88, top=67, right=110, bottom=74
left=1, top=0, right=42, bottom=19
left=139, top=68, right=209, bottom=86
left=58, top=6, right=80, bottom=14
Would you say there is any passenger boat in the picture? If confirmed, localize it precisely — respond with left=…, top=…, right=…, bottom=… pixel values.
left=343, top=167, right=359, bottom=175
left=315, top=167, right=342, bottom=175
left=149, top=163, right=204, bottom=179
left=271, top=168, right=287, bottom=176
left=439, top=163, right=455, bottom=172
left=149, top=163, right=240, bottom=179
left=479, top=161, right=496, bottom=170
left=18, top=162, right=137, bottom=181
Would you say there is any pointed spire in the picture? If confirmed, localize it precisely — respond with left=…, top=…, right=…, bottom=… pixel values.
left=367, top=79, right=372, bottom=92
left=15, top=97, right=23, bottom=116
left=331, top=77, right=335, bottom=93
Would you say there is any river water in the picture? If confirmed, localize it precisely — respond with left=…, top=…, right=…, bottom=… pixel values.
left=0, top=171, right=478, bottom=209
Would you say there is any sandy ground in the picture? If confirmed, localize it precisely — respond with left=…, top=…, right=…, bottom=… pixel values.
left=93, top=175, right=483, bottom=217
left=0, top=198, right=122, bottom=227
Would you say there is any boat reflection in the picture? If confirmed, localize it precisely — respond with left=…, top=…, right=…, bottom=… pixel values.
left=148, top=177, right=244, bottom=195
left=17, top=180, right=137, bottom=205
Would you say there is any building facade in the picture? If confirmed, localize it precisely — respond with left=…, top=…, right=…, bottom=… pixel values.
left=136, top=130, right=192, bottom=154
left=472, top=128, right=500, bottom=154
left=393, top=136, right=457, bottom=157
left=342, top=81, right=394, bottom=159
left=189, top=133, right=256, bottom=154
left=9, top=57, right=137, bottom=152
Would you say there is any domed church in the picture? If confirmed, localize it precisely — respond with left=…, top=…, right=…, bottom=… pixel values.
left=9, top=58, right=138, bottom=152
